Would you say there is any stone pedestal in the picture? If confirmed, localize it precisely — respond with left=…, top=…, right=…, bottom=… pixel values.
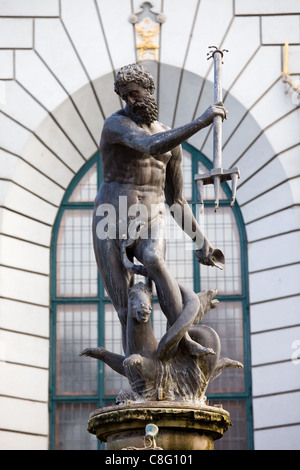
left=87, top=402, right=231, bottom=450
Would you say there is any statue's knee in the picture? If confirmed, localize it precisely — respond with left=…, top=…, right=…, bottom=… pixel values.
left=143, top=248, right=164, bottom=275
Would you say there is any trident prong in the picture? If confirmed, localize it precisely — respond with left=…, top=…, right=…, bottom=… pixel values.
left=195, top=46, right=240, bottom=212
left=207, top=46, right=229, bottom=63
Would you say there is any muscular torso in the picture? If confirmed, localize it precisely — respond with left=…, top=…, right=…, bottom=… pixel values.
left=95, top=110, right=174, bottom=218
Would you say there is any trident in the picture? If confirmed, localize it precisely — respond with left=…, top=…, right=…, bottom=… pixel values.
left=195, top=46, right=240, bottom=212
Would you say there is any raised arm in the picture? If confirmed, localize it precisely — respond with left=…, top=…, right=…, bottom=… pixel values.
left=102, top=104, right=226, bottom=156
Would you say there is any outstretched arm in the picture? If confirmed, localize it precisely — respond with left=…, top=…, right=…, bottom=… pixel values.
left=103, top=104, right=226, bottom=156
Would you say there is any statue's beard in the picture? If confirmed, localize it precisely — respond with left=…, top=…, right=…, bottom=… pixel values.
left=128, top=95, right=158, bottom=126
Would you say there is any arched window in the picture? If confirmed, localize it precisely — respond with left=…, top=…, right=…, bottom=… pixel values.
left=50, top=144, right=253, bottom=450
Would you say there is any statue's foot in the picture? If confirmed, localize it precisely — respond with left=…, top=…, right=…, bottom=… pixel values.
left=123, top=354, right=143, bottom=368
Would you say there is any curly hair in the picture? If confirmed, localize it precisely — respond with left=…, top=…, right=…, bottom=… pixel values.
left=114, top=63, right=155, bottom=96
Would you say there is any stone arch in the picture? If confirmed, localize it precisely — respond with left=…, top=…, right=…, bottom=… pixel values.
left=2, top=60, right=297, bottom=268
left=1, top=62, right=298, bottom=308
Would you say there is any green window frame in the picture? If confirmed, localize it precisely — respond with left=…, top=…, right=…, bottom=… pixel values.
left=50, top=144, right=253, bottom=450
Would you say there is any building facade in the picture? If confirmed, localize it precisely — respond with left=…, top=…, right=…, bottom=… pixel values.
left=0, top=0, right=299, bottom=450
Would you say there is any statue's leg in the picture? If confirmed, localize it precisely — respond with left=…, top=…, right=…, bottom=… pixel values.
left=133, top=218, right=181, bottom=326
left=134, top=217, right=214, bottom=356
left=92, top=215, right=133, bottom=352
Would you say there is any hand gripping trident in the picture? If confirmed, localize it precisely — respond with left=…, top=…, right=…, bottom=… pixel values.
left=195, top=46, right=240, bottom=212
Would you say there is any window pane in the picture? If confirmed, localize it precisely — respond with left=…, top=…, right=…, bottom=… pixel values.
left=165, top=207, right=194, bottom=290
left=182, top=148, right=192, bottom=200
left=104, top=304, right=130, bottom=395
left=68, top=163, right=97, bottom=202
left=55, top=402, right=98, bottom=450
left=56, top=304, right=98, bottom=395
left=209, top=400, right=247, bottom=450
left=198, top=206, right=242, bottom=295
left=56, top=210, right=98, bottom=297
left=204, top=301, right=244, bottom=393
left=52, top=151, right=250, bottom=451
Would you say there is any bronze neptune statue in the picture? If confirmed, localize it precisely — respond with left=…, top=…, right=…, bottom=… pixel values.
left=81, top=63, right=242, bottom=404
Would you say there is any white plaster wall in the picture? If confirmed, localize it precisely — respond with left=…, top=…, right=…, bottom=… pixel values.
left=0, top=0, right=299, bottom=450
